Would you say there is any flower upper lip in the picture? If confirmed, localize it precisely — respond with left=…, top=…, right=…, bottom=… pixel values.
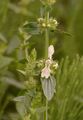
left=48, top=45, right=54, bottom=59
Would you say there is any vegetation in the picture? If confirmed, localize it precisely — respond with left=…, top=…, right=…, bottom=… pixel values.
left=0, top=0, right=83, bottom=120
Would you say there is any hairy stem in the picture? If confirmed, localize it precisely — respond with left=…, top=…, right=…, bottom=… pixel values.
left=45, top=28, right=49, bottom=58
left=46, top=99, right=48, bottom=120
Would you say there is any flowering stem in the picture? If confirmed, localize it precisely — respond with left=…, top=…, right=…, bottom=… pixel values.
left=45, top=10, right=49, bottom=120
left=45, top=28, right=49, bottom=120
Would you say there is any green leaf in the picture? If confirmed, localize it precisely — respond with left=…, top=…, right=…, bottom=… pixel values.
left=17, top=69, right=26, bottom=76
left=41, top=76, right=56, bottom=101
left=15, top=93, right=32, bottom=118
left=23, top=22, right=40, bottom=35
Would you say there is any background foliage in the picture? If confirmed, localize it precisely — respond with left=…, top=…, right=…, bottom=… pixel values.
left=0, top=0, right=83, bottom=120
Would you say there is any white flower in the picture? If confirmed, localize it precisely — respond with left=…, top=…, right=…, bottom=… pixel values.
left=48, top=45, right=54, bottom=59
left=41, top=45, right=55, bottom=79
left=41, top=66, right=51, bottom=79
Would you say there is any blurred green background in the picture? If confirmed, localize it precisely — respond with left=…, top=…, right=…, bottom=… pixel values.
left=0, top=0, right=83, bottom=120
